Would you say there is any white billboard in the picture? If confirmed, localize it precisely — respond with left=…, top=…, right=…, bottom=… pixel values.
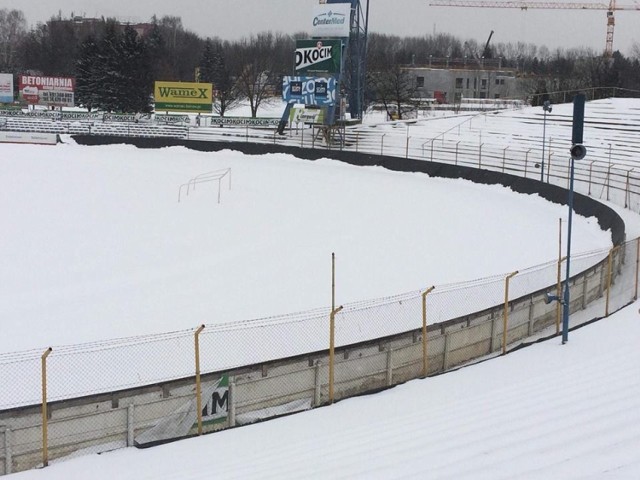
left=0, top=73, right=13, bottom=103
left=311, top=3, right=351, bottom=38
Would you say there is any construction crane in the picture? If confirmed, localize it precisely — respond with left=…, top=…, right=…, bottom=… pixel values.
left=483, top=30, right=495, bottom=58
left=429, top=1, right=640, bottom=57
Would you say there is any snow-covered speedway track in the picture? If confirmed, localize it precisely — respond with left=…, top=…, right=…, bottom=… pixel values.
left=3, top=98, right=640, bottom=478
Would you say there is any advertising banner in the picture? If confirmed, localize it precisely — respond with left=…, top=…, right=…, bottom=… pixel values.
left=0, top=74, right=13, bottom=103
left=295, top=39, right=342, bottom=75
left=209, top=117, right=281, bottom=127
left=135, top=375, right=228, bottom=446
left=154, top=81, right=213, bottom=113
left=311, top=3, right=351, bottom=38
left=19, top=75, right=75, bottom=107
left=283, top=76, right=337, bottom=106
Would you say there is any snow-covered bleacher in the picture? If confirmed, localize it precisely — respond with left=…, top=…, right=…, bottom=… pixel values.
left=0, top=114, right=188, bottom=139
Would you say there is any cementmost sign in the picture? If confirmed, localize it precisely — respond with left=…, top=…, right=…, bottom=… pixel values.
left=154, top=81, right=213, bottom=113
left=295, top=39, right=342, bottom=74
left=19, top=75, right=75, bottom=107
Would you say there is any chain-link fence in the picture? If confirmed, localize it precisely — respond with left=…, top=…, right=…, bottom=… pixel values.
left=1, top=233, right=637, bottom=474
left=2, top=104, right=640, bottom=475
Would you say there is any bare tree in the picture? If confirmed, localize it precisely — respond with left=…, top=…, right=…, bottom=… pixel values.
left=232, top=32, right=282, bottom=118
left=0, top=8, right=26, bottom=70
left=368, top=63, right=418, bottom=120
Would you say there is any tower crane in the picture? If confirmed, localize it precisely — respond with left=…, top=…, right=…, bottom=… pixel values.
left=429, top=1, right=640, bottom=57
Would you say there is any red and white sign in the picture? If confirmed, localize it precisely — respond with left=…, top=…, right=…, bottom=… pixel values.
left=19, top=75, right=75, bottom=107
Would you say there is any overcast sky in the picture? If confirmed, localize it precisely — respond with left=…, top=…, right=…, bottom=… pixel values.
left=2, top=0, right=639, bottom=56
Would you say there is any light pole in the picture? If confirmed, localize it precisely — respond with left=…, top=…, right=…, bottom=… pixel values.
left=541, top=100, right=552, bottom=183
left=562, top=95, right=587, bottom=344
left=546, top=94, right=586, bottom=344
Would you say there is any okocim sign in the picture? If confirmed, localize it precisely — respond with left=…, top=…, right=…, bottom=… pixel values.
left=154, top=81, right=213, bottom=113
left=295, top=39, right=342, bottom=74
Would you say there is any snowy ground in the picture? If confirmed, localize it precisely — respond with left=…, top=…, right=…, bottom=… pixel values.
left=12, top=300, right=640, bottom=480
left=3, top=98, right=640, bottom=478
left=0, top=141, right=612, bottom=353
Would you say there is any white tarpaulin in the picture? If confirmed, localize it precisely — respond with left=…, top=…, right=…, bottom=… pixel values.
left=135, top=376, right=228, bottom=446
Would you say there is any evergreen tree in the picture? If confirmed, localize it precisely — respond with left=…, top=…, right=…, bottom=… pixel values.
left=75, top=35, right=101, bottom=111
left=95, top=22, right=121, bottom=112
left=119, top=25, right=152, bottom=113
left=210, top=41, right=241, bottom=116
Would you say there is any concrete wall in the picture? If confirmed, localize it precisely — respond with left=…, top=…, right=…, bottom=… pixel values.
left=0, top=141, right=626, bottom=475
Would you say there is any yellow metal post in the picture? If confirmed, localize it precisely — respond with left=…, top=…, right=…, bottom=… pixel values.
left=421, top=286, right=435, bottom=378
left=41, top=347, right=52, bottom=467
left=606, top=246, right=621, bottom=317
left=194, top=324, right=205, bottom=435
left=502, top=271, right=519, bottom=355
left=331, top=253, right=335, bottom=313
left=556, top=218, right=563, bottom=335
left=329, top=305, right=344, bottom=404
left=556, top=256, right=567, bottom=335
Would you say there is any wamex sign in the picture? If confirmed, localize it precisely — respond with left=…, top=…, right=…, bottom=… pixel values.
left=154, top=81, right=213, bottom=113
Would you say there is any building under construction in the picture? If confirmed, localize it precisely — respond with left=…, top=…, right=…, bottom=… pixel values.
left=403, top=57, right=522, bottom=106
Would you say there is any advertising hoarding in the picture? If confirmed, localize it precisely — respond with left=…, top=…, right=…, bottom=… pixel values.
left=295, top=39, right=342, bottom=75
left=311, top=3, right=351, bottom=38
left=0, top=73, right=13, bottom=103
left=135, top=376, right=228, bottom=446
left=283, top=76, right=337, bottom=106
left=19, top=75, right=75, bottom=107
left=154, top=81, right=213, bottom=113
left=209, top=117, right=281, bottom=127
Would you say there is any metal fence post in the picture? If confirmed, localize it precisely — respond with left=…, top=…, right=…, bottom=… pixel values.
left=41, top=347, right=52, bottom=467
left=502, top=271, right=519, bottom=355
left=443, top=333, right=451, bottom=370
left=1, top=426, right=12, bottom=474
left=455, top=141, right=460, bottom=166
left=421, top=286, right=435, bottom=378
left=606, top=246, right=621, bottom=316
left=386, top=349, right=393, bottom=386
left=194, top=324, right=205, bottom=435
left=127, top=404, right=135, bottom=446
left=329, top=305, right=343, bottom=404
left=479, top=143, right=483, bottom=169
left=313, top=361, right=322, bottom=407
left=556, top=218, right=564, bottom=335
left=625, top=168, right=634, bottom=209
left=229, top=382, right=237, bottom=427
left=502, top=146, right=508, bottom=173
left=380, top=134, right=385, bottom=156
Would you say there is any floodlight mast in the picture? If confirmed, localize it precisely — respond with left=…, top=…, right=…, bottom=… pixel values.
left=326, top=0, right=369, bottom=120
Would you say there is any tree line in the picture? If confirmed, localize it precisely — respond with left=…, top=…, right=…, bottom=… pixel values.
left=1, top=8, right=639, bottom=115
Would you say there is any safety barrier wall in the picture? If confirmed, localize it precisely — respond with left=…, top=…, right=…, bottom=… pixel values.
left=0, top=140, right=633, bottom=476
